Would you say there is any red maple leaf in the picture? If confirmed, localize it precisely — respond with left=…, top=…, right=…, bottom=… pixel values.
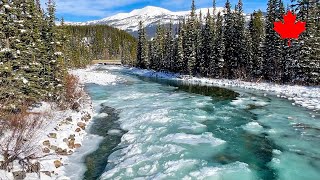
left=274, top=11, right=306, bottom=46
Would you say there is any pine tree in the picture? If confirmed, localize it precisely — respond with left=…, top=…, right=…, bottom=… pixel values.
left=234, top=0, right=250, bottom=79
left=223, top=0, right=236, bottom=79
left=185, top=0, right=198, bottom=75
left=296, top=0, right=320, bottom=84
left=175, top=21, right=185, bottom=73
left=200, top=9, right=214, bottom=77
left=136, top=21, right=148, bottom=69
left=212, top=12, right=225, bottom=78
left=164, top=23, right=174, bottom=71
left=264, top=0, right=285, bottom=82
left=249, top=10, right=265, bottom=79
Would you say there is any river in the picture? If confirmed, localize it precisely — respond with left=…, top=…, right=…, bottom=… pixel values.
left=81, top=66, right=320, bottom=180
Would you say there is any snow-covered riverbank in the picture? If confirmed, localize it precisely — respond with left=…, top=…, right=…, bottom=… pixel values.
left=127, top=67, right=320, bottom=112
left=0, top=66, right=121, bottom=180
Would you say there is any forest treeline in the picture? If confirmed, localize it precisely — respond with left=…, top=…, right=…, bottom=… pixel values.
left=61, top=25, right=137, bottom=67
left=134, top=0, right=320, bottom=85
left=0, top=0, right=136, bottom=112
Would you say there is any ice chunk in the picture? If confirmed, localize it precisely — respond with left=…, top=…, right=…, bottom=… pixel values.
left=161, top=132, right=225, bottom=147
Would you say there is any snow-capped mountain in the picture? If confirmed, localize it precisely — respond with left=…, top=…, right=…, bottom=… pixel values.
left=70, top=6, right=253, bottom=37
left=71, top=6, right=227, bottom=37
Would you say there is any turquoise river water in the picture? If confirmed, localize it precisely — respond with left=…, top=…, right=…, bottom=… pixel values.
left=82, top=66, right=320, bottom=180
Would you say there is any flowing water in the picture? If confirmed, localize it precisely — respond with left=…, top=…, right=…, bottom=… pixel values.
left=83, top=66, right=320, bottom=180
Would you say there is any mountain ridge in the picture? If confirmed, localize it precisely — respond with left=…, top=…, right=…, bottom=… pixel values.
left=67, top=6, right=251, bottom=37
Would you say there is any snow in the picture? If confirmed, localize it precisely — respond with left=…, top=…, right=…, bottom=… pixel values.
left=0, top=66, right=113, bottom=179
left=22, top=77, right=28, bottom=84
left=80, top=6, right=228, bottom=32
left=70, top=65, right=124, bottom=86
left=127, top=67, right=320, bottom=112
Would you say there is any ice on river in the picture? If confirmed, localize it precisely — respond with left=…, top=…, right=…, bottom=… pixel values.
left=85, top=65, right=320, bottom=180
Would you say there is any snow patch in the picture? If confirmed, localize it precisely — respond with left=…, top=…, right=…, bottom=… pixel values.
left=70, top=65, right=124, bottom=86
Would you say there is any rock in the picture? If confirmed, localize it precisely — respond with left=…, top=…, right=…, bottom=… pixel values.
left=49, top=133, right=57, bottom=139
left=63, top=138, right=68, bottom=143
left=54, top=160, right=62, bottom=168
left=66, top=117, right=73, bottom=122
left=28, top=162, right=40, bottom=173
left=74, top=143, right=82, bottom=149
left=72, top=102, right=81, bottom=112
left=41, top=171, right=51, bottom=177
left=13, top=171, right=26, bottom=180
left=55, top=148, right=68, bottom=155
left=50, top=145, right=58, bottom=151
left=68, top=134, right=75, bottom=140
left=68, top=150, right=74, bottom=155
left=81, top=113, right=91, bottom=122
left=43, top=140, right=50, bottom=146
left=68, top=139, right=75, bottom=149
left=75, top=128, right=81, bottom=132
left=43, top=147, right=50, bottom=153
left=77, top=122, right=86, bottom=130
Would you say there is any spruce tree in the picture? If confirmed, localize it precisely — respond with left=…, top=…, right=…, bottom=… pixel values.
left=264, top=0, right=285, bottom=82
left=212, top=12, right=225, bottom=78
left=185, top=0, right=198, bottom=75
left=249, top=10, right=265, bottom=79
left=223, top=0, right=236, bottom=79
left=200, top=9, right=214, bottom=77
left=175, top=22, right=185, bottom=73
left=136, top=21, right=148, bottom=69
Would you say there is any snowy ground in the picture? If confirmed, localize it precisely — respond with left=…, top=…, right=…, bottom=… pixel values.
left=0, top=66, right=120, bottom=180
left=70, top=65, right=124, bottom=86
left=126, top=67, right=320, bottom=112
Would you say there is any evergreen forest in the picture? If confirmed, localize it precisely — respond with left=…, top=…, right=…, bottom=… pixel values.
left=135, top=0, right=320, bottom=85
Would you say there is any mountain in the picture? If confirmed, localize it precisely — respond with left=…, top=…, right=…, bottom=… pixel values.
left=70, top=6, right=252, bottom=38
left=70, top=6, right=225, bottom=37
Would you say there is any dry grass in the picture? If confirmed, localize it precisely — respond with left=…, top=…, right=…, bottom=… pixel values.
left=60, top=73, right=84, bottom=110
left=0, top=105, right=46, bottom=172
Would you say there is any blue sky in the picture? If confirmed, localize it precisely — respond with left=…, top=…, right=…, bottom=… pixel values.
left=41, top=0, right=292, bottom=22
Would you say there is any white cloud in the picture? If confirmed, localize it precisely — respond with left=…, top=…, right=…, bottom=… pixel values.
left=40, top=0, right=149, bottom=18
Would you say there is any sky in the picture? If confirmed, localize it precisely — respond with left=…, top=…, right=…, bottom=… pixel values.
left=40, top=0, right=292, bottom=22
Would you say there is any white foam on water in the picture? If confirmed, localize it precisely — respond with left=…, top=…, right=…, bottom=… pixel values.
left=269, top=152, right=320, bottom=180
left=161, top=132, right=225, bottom=147
left=107, top=129, right=122, bottom=135
left=95, top=112, right=109, bottom=118
left=185, top=161, right=255, bottom=180
left=242, top=122, right=264, bottom=134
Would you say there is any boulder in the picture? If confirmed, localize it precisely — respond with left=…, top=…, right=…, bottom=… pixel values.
left=72, top=102, right=81, bottom=112
left=43, top=140, right=50, bottom=146
left=81, top=113, right=91, bottom=122
left=74, top=143, right=82, bottom=149
left=50, top=145, right=58, bottom=151
left=68, top=139, right=75, bottom=149
left=68, top=150, right=74, bottom=155
left=48, top=133, right=57, bottom=139
left=54, top=160, right=62, bottom=168
left=28, top=162, right=40, bottom=173
left=77, top=122, right=86, bottom=130
left=43, top=147, right=50, bottom=153
left=68, top=134, right=75, bottom=140
left=55, top=148, right=68, bottom=156
left=75, top=128, right=81, bottom=132
left=41, top=171, right=51, bottom=177
left=13, top=171, right=26, bottom=180
left=66, top=117, right=73, bottom=122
